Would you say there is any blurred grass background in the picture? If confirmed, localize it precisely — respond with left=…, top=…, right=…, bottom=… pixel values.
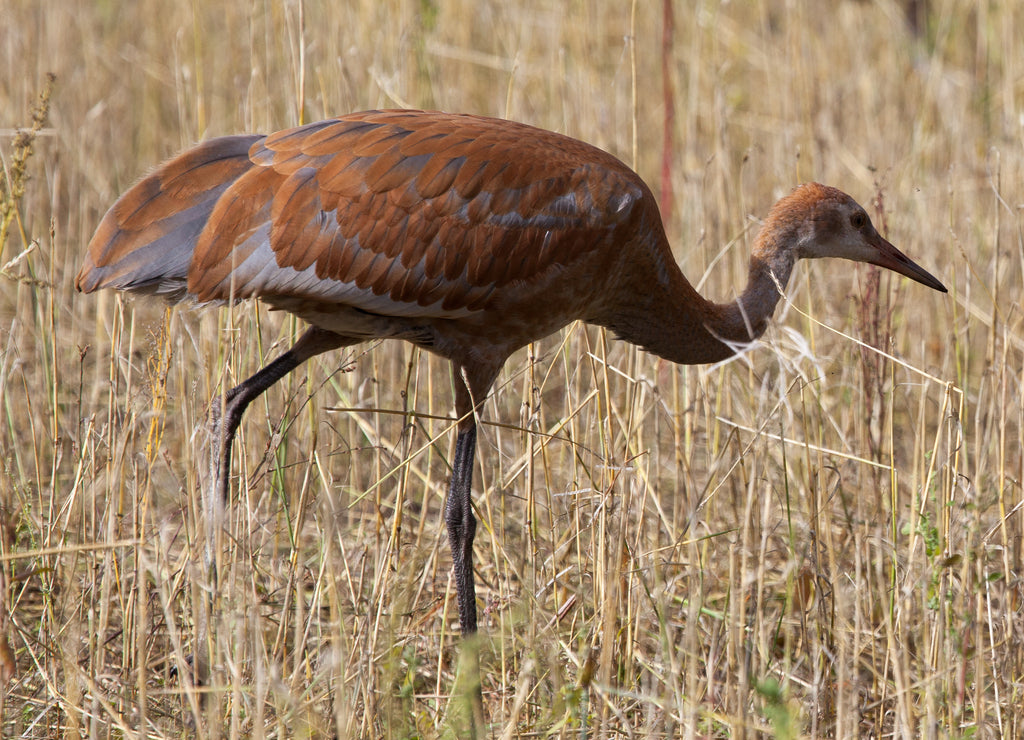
left=1, top=0, right=1020, bottom=737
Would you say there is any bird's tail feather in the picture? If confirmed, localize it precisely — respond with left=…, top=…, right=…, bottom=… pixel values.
left=76, top=134, right=263, bottom=300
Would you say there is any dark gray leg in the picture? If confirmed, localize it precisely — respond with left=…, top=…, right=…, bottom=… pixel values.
left=445, top=426, right=479, bottom=635
left=195, top=325, right=347, bottom=707
left=445, top=423, right=487, bottom=739
left=445, top=364, right=500, bottom=738
left=212, top=326, right=349, bottom=501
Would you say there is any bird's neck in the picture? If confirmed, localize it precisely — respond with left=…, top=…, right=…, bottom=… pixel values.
left=709, top=250, right=795, bottom=353
left=603, top=232, right=795, bottom=365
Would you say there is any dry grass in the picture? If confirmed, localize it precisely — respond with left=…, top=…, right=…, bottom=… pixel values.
left=1, top=0, right=1021, bottom=737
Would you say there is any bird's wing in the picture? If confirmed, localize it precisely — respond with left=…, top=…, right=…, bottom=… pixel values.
left=187, top=111, right=644, bottom=317
left=77, top=135, right=262, bottom=298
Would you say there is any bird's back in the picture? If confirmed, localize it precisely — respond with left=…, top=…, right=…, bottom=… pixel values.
left=77, top=111, right=661, bottom=329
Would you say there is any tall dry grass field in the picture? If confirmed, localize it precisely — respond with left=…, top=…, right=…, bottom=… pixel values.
left=1, top=1, right=1021, bottom=737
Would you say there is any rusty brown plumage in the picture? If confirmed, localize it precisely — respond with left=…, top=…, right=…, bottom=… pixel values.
left=79, top=135, right=261, bottom=297
left=76, top=111, right=947, bottom=722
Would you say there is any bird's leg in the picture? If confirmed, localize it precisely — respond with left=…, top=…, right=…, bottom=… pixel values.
left=210, top=325, right=349, bottom=502
left=445, top=423, right=485, bottom=738
left=443, top=365, right=499, bottom=737
left=445, top=364, right=498, bottom=635
left=205, top=325, right=348, bottom=579
left=194, top=325, right=347, bottom=704
left=445, top=424, right=479, bottom=635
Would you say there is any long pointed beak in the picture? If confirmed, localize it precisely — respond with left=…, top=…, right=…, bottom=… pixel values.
left=867, top=231, right=947, bottom=293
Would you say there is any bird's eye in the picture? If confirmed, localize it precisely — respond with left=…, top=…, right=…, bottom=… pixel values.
left=850, top=212, right=867, bottom=229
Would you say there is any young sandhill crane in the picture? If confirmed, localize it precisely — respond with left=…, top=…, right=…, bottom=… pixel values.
left=77, top=109, right=946, bottom=647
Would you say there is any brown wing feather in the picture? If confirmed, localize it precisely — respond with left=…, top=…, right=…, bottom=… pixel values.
left=76, top=135, right=260, bottom=297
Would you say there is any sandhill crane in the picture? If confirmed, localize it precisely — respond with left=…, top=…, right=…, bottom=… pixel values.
left=77, top=109, right=946, bottom=656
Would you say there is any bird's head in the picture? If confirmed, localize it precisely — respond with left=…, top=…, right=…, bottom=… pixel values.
left=759, top=182, right=947, bottom=293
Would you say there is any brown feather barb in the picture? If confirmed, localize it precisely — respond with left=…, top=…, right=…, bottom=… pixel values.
left=77, top=109, right=947, bottom=724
